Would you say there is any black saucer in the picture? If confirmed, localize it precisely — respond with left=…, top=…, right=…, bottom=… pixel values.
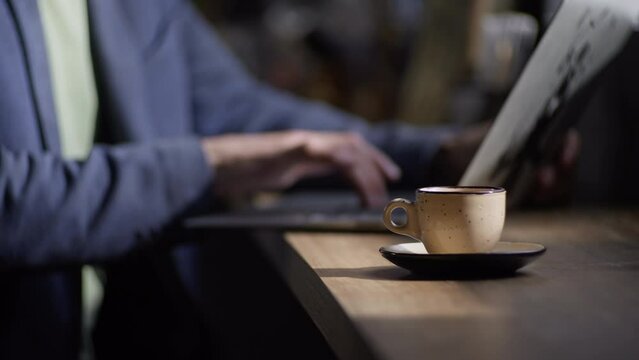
left=379, top=241, right=546, bottom=277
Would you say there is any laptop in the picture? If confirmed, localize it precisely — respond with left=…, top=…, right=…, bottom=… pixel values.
left=184, top=191, right=393, bottom=232
left=185, top=0, right=639, bottom=232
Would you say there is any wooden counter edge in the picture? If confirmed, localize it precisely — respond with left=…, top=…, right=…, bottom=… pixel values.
left=254, top=230, right=378, bottom=360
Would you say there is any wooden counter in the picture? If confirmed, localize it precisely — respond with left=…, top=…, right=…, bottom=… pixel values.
left=257, top=210, right=639, bottom=360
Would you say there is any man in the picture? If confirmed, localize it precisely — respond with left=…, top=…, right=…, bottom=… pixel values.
left=0, top=0, right=577, bottom=358
left=0, top=0, right=459, bottom=357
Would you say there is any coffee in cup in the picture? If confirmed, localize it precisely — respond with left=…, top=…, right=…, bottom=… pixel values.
left=383, top=186, right=506, bottom=254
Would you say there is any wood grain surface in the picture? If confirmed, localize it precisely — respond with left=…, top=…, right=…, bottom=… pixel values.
left=257, top=210, right=639, bottom=360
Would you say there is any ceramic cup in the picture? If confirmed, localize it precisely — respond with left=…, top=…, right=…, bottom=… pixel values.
left=383, top=186, right=506, bottom=254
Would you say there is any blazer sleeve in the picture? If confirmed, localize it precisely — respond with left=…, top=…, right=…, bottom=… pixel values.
left=177, top=2, right=457, bottom=186
left=0, top=138, right=213, bottom=267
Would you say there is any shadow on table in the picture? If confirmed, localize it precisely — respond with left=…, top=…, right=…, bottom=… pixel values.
left=315, top=266, right=530, bottom=281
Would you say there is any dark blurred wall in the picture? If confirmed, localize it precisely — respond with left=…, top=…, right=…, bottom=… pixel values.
left=573, top=34, right=639, bottom=205
left=194, top=0, right=421, bottom=123
left=192, top=1, right=539, bottom=125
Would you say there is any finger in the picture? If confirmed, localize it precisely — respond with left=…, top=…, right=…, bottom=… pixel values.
left=319, top=142, right=389, bottom=207
left=337, top=133, right=401, bottom=182
left=346, top=159, right=389, bottom=208
left=533, top=165, right=557, bottom=204
left=263, top=148, right=336, bottom=189
left=303, top=133, right=390, bottom=207
left=341, top=143, right=390, bottom=208
left=560, top=129, right=581, bottom=169
left=537, top=165, right=556, bottom=190
left=363, top=142, right=402, bottom=182
left=278, top=161, right=336, bottom=188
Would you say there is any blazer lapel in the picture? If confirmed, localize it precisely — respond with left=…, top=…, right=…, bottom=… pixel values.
left=7, top=0, right=61, bottom=152
left=87, top=0, right=155, bottom=143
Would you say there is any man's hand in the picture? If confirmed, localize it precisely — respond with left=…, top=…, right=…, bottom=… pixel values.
left=532, top=129, right=581, bottom=205
left=200, top=131, right=401, bottom=208
left=431, top=123, right=581, bottom=206
left=430, top=122, right=492, bottom=184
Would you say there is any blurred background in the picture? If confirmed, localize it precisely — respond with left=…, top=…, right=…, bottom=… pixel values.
left=193, top=0, right=638, bottom=205
left=194, top=0, right=558, bottom=124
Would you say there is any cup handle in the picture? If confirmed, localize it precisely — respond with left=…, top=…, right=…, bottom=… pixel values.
left=383, top=198, right=421, bottom=241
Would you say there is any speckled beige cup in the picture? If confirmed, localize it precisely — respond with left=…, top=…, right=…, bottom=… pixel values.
left=383, top=187, right=506, bottom=254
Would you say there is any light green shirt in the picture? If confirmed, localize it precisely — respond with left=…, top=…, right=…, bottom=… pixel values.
left=40, top=1, right=101, bottom=358
left=40, top=0, right=98, bottom=160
